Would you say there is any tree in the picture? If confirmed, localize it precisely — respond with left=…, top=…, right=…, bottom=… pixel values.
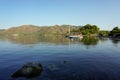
left=79, top=24, right=99, bottom=35
left=99, top=30, right=109, bottom=37
left=113, top=27, right=119, bottom=31
left=109, top=27, right=120, bottom=36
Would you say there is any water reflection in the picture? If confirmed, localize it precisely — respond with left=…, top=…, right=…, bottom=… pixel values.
left=0, top=35, right=120, bottom=80
left=98, top=37, right=109, bottom=42
left=0, top=35, right=120, bottom=46
left=112, top=39, right=120, bottom=44
left=5, top=35, right=69, bottom=45
left=81, top=36, right=99, bottom=46
left=110, top=39, right=120, bottom=47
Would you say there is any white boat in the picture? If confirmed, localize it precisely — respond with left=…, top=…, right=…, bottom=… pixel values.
left=69, top=35, right=83, bottom=39
left=69, top=35, right=78, bottom=38
left=66, top=26, right=83, bottom=39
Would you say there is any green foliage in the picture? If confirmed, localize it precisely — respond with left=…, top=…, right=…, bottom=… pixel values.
left=2, top=24, right=120, bottom=38
left=99, top=30, right=110, bottom=37
left=79, top=24, right=99, bottom=35
left=109, top=27, right=120, bottom=36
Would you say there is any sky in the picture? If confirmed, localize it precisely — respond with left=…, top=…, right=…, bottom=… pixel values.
left=0, top=0, right=120, bottom=30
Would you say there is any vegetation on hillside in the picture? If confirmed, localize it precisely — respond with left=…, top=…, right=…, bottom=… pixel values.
left=0, top=29, right=5, bottom=36
left=99, top=30, right=110, bottom=37
left=0, top=24, right=120, bottom=39
left=3, top=25, right=76, bottom=36
left=109, top=27, right=120, bottom=37
left=78, top=24, right=99, bottom=35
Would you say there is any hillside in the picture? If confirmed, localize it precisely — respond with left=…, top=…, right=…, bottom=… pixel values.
left=0, top=29, right=5, bottom=36
left=3, top=25, right=77, bottom=36
left=5, top=25, right=40, bottom=35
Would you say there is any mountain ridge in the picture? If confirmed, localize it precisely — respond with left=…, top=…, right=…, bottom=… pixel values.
left=0, top=25, right=77, bottom=35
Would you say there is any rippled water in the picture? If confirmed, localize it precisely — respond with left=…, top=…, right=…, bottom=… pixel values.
left=0, top=35, right=120, bottom=80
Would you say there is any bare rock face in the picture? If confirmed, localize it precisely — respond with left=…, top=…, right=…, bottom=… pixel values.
left=11, top=62, right=43, bottom=78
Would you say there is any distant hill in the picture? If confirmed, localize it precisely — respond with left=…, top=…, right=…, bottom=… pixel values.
left=0, top=29, right=5, bottom=35
left=2, top=25, right=77, bottom=36
left=5, top=25, right=40, bottom=35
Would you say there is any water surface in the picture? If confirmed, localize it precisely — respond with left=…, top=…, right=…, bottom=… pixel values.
left=0, top=35, right=120, bottom=80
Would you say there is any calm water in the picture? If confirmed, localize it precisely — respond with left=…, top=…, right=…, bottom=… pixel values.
left=0, top=35, right=120, bottom=80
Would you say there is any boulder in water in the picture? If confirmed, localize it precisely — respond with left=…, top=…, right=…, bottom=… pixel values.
left=11, top=62, right=43, bottom=78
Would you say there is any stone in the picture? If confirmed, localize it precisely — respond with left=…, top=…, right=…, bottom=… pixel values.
left=11, top=62, right=43, bottom=78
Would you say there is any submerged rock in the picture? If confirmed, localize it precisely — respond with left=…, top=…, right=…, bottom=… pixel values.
left=48, top=64, right=58, bottom=71
left=11, top=62, right=43, bottom=78
left=63, top=60, right=67, bottom=64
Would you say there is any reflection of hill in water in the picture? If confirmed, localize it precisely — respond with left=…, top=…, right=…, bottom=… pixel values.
left=81, top=37, right=99, bottom=46
left=0, top=36, right=6, bottom=41
left=2, top=35, right=117, bottom=46
left=5, top=35, right=69, bottom=45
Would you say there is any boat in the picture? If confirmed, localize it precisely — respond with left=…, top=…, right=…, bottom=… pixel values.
left=66, top=26, right=83, bottom=39
left=69, top=35, right=78, bottom=38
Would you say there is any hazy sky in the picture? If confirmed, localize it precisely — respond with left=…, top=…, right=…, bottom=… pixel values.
left=0, top=0, right=120, bottom=30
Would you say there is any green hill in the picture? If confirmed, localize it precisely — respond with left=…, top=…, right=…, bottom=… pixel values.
left=3, top=25, right=76, bottom=36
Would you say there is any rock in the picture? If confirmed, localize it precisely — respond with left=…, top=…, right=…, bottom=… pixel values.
left=48, top=64, right=58, bottom=71
left=11, top=62, right=43, bottom=78
left=63, top=60, right=67, bottom=64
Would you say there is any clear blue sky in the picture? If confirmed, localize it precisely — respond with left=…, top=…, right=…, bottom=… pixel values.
left=0, top=0, right=120, bottom=30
